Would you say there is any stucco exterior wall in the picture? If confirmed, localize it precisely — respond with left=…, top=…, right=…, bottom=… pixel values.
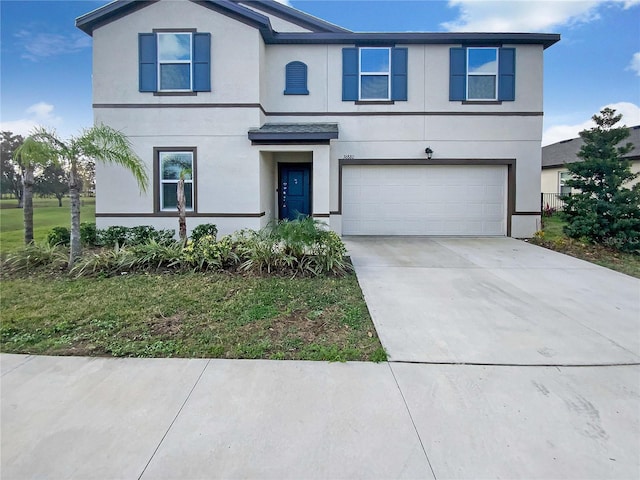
left=90, top=0, right=548, bottom=238
left=92, top=0, right=261, bottom=105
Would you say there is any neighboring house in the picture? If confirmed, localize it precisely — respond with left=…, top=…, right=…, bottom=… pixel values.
left=542, top=125, right=640, bottom=204
left=76, top=0, right=559, bottom=238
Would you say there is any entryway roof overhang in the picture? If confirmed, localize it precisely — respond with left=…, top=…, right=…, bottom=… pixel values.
left=248, top=123, right=339, bottom=144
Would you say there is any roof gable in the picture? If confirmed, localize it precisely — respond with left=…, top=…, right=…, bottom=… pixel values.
left=76, top=0, right=349, bottom=36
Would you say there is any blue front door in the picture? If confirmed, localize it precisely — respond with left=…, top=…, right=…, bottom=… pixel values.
left=279, top=164, right=311, bottom=220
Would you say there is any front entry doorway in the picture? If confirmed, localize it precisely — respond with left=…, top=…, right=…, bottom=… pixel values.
left=278, top=163, right=312, bottom=220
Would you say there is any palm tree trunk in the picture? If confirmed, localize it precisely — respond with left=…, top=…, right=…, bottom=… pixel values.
left=23, top=166, right=34, bottom=244
left=69, top=159, right=82, bottom=267
left=177, top=176, right=187, bottom=244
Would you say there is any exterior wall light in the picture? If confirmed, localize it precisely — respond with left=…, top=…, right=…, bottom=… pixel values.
left=425, top=147, right=433, bottom=160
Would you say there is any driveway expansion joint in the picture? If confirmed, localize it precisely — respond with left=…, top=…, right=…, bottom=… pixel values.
left=388, top=360, right=640, bottom=368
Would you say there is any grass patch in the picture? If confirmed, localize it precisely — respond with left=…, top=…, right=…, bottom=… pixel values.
left=530, top=214, right=640, bottom=278
left=0, top=271, right=386, bottom=362
left=0, top=197, right=95, bottom=254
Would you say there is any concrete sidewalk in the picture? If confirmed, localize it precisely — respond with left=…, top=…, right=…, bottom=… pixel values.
left=3, top=353, right=639, bottom=479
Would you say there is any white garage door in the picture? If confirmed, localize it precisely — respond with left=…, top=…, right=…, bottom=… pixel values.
left=342, top=165, right=507, bottom=236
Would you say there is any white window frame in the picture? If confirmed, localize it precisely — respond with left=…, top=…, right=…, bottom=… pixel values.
left=159, top=151, right=194, bottom=212
left=559, top=171, right=572, bottom=195
left=466, top=47, right=499, bottom=101
left=157, top=32, right=193, bottom=92
left=359, top=47, right=391, bottom=101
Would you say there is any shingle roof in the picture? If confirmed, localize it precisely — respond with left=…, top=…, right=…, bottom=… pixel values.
left=75, top=0, right=560, bottom=49
left=542, top=125, right=640, bottom=168
left=248, top=123, right=339, bottom=142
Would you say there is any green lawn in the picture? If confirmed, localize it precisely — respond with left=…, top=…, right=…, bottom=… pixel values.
left=532, top=214, right=640, bottom=278
left=0, top=271, right=386, bottom=362
left=0, top=197, right=95, bottom=254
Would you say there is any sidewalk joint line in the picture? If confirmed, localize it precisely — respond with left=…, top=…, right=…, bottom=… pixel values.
left=138, top=359, right=211, bottom=480
left=387, top=362, right=438, bottom=480
left=389, top=360, right=640, bottom=367
left=1, top=355, right=36, bottom=377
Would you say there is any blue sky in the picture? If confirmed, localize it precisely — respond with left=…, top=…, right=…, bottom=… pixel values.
left=1, top=0, right=638, bottom=145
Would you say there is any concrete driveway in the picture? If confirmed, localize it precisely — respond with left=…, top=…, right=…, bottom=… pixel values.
left=345, top=236, right=640, bottom=365
left=342, top=237, right=640, bottom=478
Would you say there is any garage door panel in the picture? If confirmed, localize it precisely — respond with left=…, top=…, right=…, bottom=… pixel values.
left=342, top=165, right=507, bottom=236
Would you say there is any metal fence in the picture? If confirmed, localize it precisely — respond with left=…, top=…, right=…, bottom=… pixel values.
left=541, top=192, right=567, bottom=212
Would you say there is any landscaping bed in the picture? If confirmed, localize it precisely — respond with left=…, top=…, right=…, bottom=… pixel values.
left=528, top=214, right=640, bottom=278
left=1, top=218, right=386, bottom=362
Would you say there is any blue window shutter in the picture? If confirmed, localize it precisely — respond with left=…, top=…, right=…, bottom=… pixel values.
left=284, top=61, right=309, bottom=95
left=139, top=33, right=157, bottom=92
left=498, top=47, right=515, bottom=101
left=391, top=47, right=408, bottom=101
left=193, top=33, right=211, bottom=92
left=449, top=47, right=466, bottom=101
left=342, top=48, right=358, bottom=101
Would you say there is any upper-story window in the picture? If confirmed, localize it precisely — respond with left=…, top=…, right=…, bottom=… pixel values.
left=359, top=48, right=391, bottom=100
left=342, top=47, right=407, bottom=102
left=158, top=33, right=192, bottom=91
left=139, top=32, right=211, bottom=94
left=450, top=47, right=515, bottom=102
left=467, top=48, right=498, bottom=100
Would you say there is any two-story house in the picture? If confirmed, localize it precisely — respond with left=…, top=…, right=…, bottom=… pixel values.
left=76, top=0, right=559, bottom=238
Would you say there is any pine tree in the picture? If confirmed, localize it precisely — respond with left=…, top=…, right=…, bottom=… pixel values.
left=561, top=108, right=639, bottom=252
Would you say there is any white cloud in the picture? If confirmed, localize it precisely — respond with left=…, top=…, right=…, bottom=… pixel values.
left=542, top=102, right=640, bottom=145
left=0, top=102, right=62, bottom=137
left=627, top=52, right=640, bottom=76
left=274, top=0, right=291, bottom=5
left=15, top=30, right=92, bottom=61
left=442, top=0, right=639, bottom=32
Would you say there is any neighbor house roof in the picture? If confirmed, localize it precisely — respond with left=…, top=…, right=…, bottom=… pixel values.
left=248, top=123, right=339, bottom=142
left=76, top=0, right=560, bottom=48
left=542, top=125, right=640, bottom=169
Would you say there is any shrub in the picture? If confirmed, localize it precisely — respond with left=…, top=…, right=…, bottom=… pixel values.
left=47, top=226, right=70, bottom=246
left=3, top=242, right=68, bottom=273
left=237, top=218, right=351, bottom=276
left=97, top=225, right=175, bottom=247
left=183, top=235, right=239, bottom=270
left=70, top=244, right=138, bottom=277
left=97, top=226, right=129, bottom=247
left=190, top=223, right=218, bottom=244
left=128, top=225, right=174, bottom=245
left=80, top=222, right=97, bottom=246
left=542, top=203, right=556, bottom=217
left=130, top=240, right=185, bottom=270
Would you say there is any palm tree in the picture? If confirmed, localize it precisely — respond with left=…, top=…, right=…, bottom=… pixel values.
left=14, top=137, right=54, bottom=244
left=33, top=125, right=148, bottom=267
left=176, top=167, right=192, bottom=244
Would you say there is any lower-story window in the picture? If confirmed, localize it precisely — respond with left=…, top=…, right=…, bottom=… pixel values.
left=156, top=149, right=195, bottom=211
left=559, top=171, right=572, bottom=195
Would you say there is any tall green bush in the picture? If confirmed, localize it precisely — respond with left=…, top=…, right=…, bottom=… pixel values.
left=561, top=108, right=640, bottom=252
